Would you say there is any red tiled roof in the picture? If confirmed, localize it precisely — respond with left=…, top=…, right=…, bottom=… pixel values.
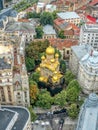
left=86, top=15, right=96, bottom=23
left=49, top=38, right=78, bottom=50
left=18, top=19, right=30, bottom=22
left=89, top=0, right=98, bottom=6
left=54, top=18, right=65, bottom=26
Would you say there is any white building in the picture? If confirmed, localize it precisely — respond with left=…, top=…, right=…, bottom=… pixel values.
left=36, top=2, right=45, bottom=13
left=69, top=44, right=92, bottom=76
left=45, top=4, right=56, bottom=12
left=57, top=12, right=81, bottom=25
left=76, top=93, right=98, bottom=130
left=79, top=24, right=98, bottom=51
left=78, top=50, right=98, bottom=94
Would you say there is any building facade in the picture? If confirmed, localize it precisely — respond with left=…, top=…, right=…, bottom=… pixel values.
left=0, top=32, right=30, bottom=107
left=79, top=24, right=98, bottom=51
left=69, top=44, right=91, bottom=76
left=78, top=51, right=98, bottom=94
left=76, top=93, right=98, bottom=130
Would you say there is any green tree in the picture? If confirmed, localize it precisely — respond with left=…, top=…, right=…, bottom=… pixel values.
left=54, top=90, right=67, bottom=108
left=60, top=60, right=66, bottom=74
left=68, top=104, right=79, bottom=119
left=52, top=11, right=58, bottom=20
left=30, top=72, right=40, bottom=83
left=58, top=30, right=66, bottom=39
left=35, top=89, right=53, bottom=109
left=28, top=106, right=37, bottom=121
left=67, top=80, right=81, bottom=92
left=35, top=26, right=43, bottom=39
left=40, top=12, right=54, bottom=25
left=66, top=87, right=79, bottom=103
left=25, top=40, right=49, bottom=64
left=27, top=12, right=40, bottom=18
left=29, top=80, right=39, bottom=104
left=64, top=70, right=75, bottom=85
left=25, top=57, right=35, bottom=72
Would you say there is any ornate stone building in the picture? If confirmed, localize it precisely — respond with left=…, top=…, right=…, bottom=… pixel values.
left=37, top=46, right=63, bottom=84
left=78, top=51, right=98, bottom=94
left=0, top=32, right=30, bottom=107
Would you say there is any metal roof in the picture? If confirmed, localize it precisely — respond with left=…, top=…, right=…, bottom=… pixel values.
left=57, top=12, right=80, bottom=19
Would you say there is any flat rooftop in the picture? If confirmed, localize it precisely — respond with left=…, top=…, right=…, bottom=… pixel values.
left=0, top=108, right=16, bottom=130
left=1, top=106, right=30, bottom=130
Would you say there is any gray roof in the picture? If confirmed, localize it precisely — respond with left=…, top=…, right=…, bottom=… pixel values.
left=82, top=24, right=98, bottom=33
left=43, top=24, right=56, bottom=35
left=71, top=44, right=92, bottom=60
left=0, top=20, right=4, bottom=28
left=57, top=12, right=80, bottom=19
left=0, top=7, right=17, bottom=19
left=0, top=58, right=11, bottom=70
left=59, top=22, right=69, bottom=30
left=0, top=108, right=16, bottom=130
left=5, top=22, right=35, bottom=33
left=76, top=93, right=98, bottom=130
left=1, top=106, right=30, bottom=130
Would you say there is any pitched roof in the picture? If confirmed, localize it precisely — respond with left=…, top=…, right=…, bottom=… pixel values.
left=49, top=38, right=78, bottom=50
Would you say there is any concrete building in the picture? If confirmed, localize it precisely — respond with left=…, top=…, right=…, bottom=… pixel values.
left=76, top=93, right=98, bottom=130
left=69, top=44, right=92, bottom=76
left=78, top=50, right=98, bottom=94
left=0, top=105, right=31, bottom=130
left=79, top=24, right=98, bottom=51
left=57, top=12, right=81, bottom=25
left=43, top=25, right=56, bottom=39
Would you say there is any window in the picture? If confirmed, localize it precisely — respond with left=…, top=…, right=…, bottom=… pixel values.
left=67, top=50, right=69, bottom=54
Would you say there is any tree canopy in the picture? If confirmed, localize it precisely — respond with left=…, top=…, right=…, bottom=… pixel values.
left=35, top=89, right=53, bottom=109
left=64, top=70, right=75, bottom=85
left=68, top=104, right=79, bottom=119
left=35, top=26, right=43, bottom=39
left=25, top=40, right=49, bottom=65
left=40, top=12, right=54, bottom=25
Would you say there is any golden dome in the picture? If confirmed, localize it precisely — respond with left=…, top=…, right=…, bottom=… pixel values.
left=50, top=59, right=55, bottom=63
left=55, top=53, right=59, bottom=58
left=54, top=71, right=57, bottom=74
left=53, top=76, right=58, bottom=81
left=41, top=55, right=45, bottom=60
left=36, top=67, right=40, bottom=72
left=39, top=76, right=44, bottom=81
left=46, top=46, right=55, bottom=55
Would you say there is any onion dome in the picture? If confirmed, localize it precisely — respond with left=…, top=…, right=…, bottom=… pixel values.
left=36, top=67, right=40, bottom=72
left=39, top=76, right=44, bottom=81
left=53, top=75, right=58, bottom=81
left=50, top=59, right=55, bottom=63
left=55, top=53, right=59, bottom=58
left=41, top=55, right=45, bottom=60
left=46, top=46, right=55, bottom=55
